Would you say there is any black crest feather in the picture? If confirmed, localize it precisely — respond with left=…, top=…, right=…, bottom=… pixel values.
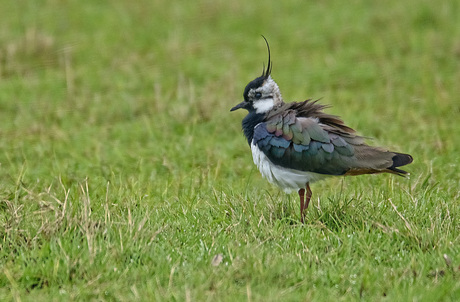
left=261, top=35, right=272, bottom=79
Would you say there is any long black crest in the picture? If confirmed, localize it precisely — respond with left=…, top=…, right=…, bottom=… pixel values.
left=261, top=35, right=272, bottom=79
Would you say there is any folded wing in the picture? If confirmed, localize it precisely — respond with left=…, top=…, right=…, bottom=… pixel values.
left=253, top=110, right=412, bottom=176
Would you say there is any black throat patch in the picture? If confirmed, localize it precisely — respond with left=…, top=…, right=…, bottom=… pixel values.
left=241, top=110, right=266, bottom=145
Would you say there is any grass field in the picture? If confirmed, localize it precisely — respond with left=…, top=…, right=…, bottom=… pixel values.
left=1, top=0, right=459, bottom=301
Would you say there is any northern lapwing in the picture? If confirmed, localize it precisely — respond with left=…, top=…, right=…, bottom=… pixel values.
left=231, top=37, right=413, bottom=223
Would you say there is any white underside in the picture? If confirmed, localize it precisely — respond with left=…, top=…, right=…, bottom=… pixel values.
left=251, top=142, right=328, bottom=193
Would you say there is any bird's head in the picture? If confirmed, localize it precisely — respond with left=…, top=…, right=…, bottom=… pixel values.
left=231, top=37, right=283, bottom=114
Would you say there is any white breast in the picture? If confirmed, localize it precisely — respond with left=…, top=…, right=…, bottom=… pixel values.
left=251, top=142, right=327, bottom=193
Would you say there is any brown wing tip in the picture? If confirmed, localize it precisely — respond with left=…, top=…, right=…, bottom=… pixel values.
left=345, top=153, right=413, bottom=177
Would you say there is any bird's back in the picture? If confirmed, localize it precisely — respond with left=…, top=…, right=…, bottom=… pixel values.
left=253, top=100, right=413, bottom=178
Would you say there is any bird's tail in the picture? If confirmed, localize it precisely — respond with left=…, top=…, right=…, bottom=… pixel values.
left=388, top=152, right=413, bottom=176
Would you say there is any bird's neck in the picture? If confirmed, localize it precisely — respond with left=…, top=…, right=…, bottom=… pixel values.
left=242, top=111, right=266, bottom=145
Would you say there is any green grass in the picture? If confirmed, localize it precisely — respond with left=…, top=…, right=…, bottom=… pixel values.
left=1, top=0, right=459, bottom=300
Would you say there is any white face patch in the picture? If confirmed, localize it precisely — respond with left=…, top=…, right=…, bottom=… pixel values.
left=253, top=98, right=274, bottom=114
left=251, top=76, right=281, bottom=114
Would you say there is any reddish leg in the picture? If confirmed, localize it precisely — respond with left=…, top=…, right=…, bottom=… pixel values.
left=298, top=183, right=312, bottom=223
left=298, top=188, right=305, bottom=223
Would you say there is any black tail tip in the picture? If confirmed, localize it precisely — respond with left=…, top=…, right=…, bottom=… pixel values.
left=390, top=152, right=413, bottom=175
left=392, top=153, right=413, bottom=167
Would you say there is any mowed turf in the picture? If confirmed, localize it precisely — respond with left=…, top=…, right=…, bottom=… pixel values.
left=1, top=0, right=459, bottom=301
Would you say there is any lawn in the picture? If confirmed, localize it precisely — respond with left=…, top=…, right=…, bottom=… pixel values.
left=1, top=0, right=459, bottom=301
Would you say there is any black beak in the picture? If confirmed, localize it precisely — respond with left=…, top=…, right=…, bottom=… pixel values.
left=230, top=101, right=247, bottom=112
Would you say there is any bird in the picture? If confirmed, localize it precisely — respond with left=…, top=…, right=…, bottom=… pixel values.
left=231, top=37, right=413, bottom=223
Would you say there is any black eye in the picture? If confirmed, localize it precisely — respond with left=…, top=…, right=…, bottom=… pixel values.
left=255, top=92, right=262, bottom=99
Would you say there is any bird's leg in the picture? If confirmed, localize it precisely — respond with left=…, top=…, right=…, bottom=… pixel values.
left=298, top=188, right=306, bottom=223
left=299, top=183, right=312, bottom=223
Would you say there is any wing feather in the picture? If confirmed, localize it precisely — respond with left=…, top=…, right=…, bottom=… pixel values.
left=253, top=108, right=406, bottom=176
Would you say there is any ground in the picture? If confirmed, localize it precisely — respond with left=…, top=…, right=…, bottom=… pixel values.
left=0, top=0, right=459, bottom=301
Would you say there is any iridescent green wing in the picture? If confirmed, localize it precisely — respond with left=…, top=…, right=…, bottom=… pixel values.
left=253, top=111, right=358, bottom=175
